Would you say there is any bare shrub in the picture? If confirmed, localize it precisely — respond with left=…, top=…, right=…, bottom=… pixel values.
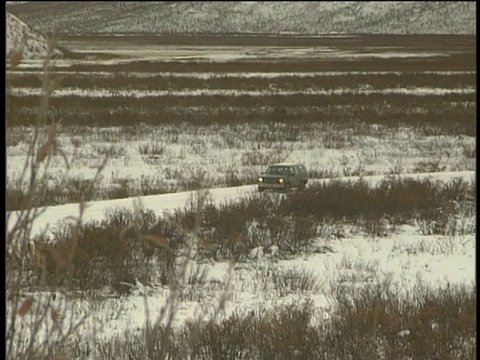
left=138, top=175, right=171, bottom=196
left=185, top=300, right=321, bottom=359
left=24, top=176, right=474, bottom=292
left=415, top=178, right=476, bottom=235
left=278, top=176, right=475, bottom=237
left=252, top=121, right=303, bottom=142
left=240, top=149, right=288, bottom=166
left=138, top=141, right=165, bottom=156
left=461, top=142, right=476, bottom=158
left=224, top=166, right=244, bottom=187
left=50, top=281, right=475, bottom=359
left=327, top=281, right=476, bottom=359
left=271, top=268, right=318, bottom=297
left=388, top=159, right=406, bottom=175
left=282, top=216, right=318, bottom=253
left=322, top=130, right=354, bottom=149
left=28, top=205, right=178, bottom=293
left=92, top=143, right=126, bottom=158
left=359, top=215, right=395, bottom=238
left=178, top=168, right=213, bottom=191
left=413, top=159, right=446, bottom=173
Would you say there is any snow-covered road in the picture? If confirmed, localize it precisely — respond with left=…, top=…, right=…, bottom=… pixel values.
left=7, top=170, right=475, bottom=239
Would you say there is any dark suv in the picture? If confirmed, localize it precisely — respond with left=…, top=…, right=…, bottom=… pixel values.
left=257, top=163, right=308, bottom=192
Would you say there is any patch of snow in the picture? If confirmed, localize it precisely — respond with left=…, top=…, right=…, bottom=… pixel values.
left=8, top=86, right=475, bottom=98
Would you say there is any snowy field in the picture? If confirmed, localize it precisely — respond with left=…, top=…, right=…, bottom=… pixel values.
left=6, top=34, right=476, bottom=359
left=6, top=170, right=476, bottom=358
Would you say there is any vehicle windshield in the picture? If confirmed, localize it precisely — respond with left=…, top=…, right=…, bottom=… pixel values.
left=266, top=166, right=290, bottom=174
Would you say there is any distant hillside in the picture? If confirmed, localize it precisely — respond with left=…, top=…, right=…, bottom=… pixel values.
left=6, top=12, right=63, bottom=60
left=6, top=1, right=476, bottom=35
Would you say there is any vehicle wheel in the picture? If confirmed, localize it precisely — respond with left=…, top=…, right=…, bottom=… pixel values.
left=284, top=183, right=291, bottom=193
left=298, top=181, right=306, bottom=191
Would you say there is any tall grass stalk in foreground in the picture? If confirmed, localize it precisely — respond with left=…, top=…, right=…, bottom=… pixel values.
left=6, top=41, right=230, bottom=359
left=5, top=38, right=110, bottom=360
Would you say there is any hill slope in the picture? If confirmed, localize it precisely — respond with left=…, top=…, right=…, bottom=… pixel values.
left=6, top=1, right=476, bottom=35
left=6, top=12, right=62, bottom=60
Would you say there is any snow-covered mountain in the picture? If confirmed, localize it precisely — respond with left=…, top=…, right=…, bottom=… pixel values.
left=6, top=1, right=476, bottom=35
left=6, top=12, right=62, bottom=61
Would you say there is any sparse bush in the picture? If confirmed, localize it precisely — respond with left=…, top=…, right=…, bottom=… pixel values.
left=17, top=177, right=473, bottom=292
left=413, top=159, right=446, bottom=173
left=178, top=168, right=213, bottom=191
left=271, top=268, right=318, bottom=296
left=240, top=149, right=288, bottom=166
left=461, top=142, right=476, bottom=158
left=327, top=282, right=476, bottom=360
left=65, top=281, right=475, bottom=359
left=92, top=143, right=126, bottom=158
left=224, top=167, right=244, bottom=187
left=308, top=168, right=340, bottom=179
left=281, top=176, right=475, bottom=236
left=138, top=141, right=165, bottom=156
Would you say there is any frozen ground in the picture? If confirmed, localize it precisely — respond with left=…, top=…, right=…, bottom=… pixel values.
left=7, top=170, right=476, bottom=356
